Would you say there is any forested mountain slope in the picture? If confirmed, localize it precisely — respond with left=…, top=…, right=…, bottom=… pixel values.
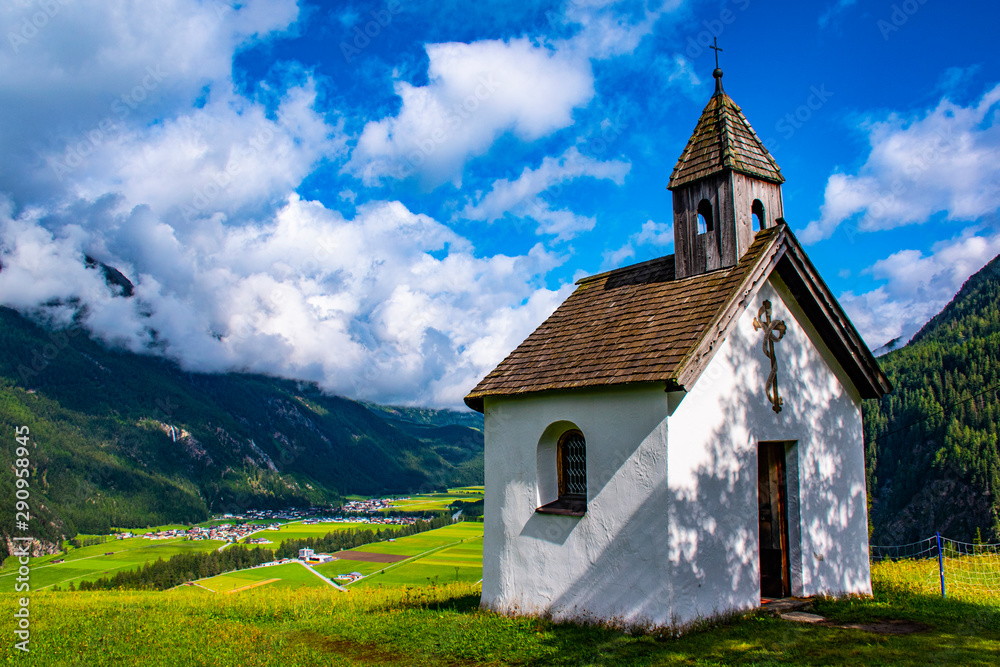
left=864, top=254, right=1000, bottom=543
left=0, top=306, right=482, bottom=556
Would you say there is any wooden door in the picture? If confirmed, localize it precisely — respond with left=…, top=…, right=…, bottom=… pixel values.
left=758, top=442, right=790, bottom=599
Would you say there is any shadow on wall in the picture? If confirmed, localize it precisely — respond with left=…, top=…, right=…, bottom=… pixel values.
left=504, top=312, right=871, bottom=630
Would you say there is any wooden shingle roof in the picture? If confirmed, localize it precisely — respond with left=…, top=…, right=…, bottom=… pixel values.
left=668, top=87, right=784, bottom=189
left=465, top=224, right=890, bottom=412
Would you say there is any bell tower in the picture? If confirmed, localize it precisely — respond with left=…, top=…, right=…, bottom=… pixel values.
left=668, top=51, right=785, bottom=279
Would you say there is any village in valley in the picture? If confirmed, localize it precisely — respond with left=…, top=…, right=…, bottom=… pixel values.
left=1, top=488, right=485, bottom=595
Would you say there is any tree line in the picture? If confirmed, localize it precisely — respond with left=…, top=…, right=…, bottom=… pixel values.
left=67, top=545, right=274, bottom=591
left=274, top=514, right=452, bottom=559
left=863, top=254, right=1000, bottom=543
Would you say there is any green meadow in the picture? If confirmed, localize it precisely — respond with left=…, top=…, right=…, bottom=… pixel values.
left=193, top=562, right=329, bottom=593
left=4, top=566, right=999, bottom=667
left=387, top=487, right=483, bottom=512
left=0, top=534, right=226, bottom=592
left=352, top=538, right=483, bottom=588
left=872, top=553, right=1000, bottom=600
left=239, top=520, right=378, bottom=549
left=312, top=522, right=484, bottom=585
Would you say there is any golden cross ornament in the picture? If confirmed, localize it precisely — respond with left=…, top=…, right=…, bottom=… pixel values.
left=752, top=300, right=787, bottom=414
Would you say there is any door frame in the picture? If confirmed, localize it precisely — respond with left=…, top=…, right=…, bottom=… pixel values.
left=758, top=440, right=792, bottom=599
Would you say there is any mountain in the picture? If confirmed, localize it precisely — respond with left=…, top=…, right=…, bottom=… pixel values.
left=0, top=306, right=482, bottom=557
left=863, top=254, right=1000, bottom=544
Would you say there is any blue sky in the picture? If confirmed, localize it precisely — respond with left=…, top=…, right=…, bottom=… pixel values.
left=0, top=0, right=997, bottom=407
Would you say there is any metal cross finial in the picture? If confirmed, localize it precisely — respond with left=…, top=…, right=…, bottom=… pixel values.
left=710, top=37, right=723, bottom=70
left=752, top=300, right=787, bottom=414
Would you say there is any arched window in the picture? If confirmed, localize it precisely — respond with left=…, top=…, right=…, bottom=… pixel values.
left=752, top=199, right=766, bottom=231
left=697, top=199, right=714, bottom=235
left=557, top=429, right=587, bottom=500
left=536, top=426, right=587, bottom=515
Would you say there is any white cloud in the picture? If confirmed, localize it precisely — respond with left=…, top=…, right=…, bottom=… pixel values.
left=802, top=84, right=1000, bottom=244
left=0, top=0, right=300, bottom=201
left=345, top=38, right=595, bottom=187
left=557, top=0, right=682, bottom=60
left=818, top=0, right=857, bottom=28
left=459, top=146, right=629, bottom=240
left=0, top=2, right=587, bottom=408
left=839, top=227, right=1000, bottom=348
left=0, top=195, right=570, bottom=406
left=61, top=79, right=346, bottom=225
left=603, top=219, right=673, bottom=268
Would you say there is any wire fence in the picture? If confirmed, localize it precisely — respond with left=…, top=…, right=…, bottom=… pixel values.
left=871, top=533, right=1000, bottom=599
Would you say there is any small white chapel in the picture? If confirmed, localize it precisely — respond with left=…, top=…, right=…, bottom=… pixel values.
left=464, top=64, right=892, bottom=630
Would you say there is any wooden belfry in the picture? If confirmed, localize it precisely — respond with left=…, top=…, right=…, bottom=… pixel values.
left=667, top=43, right=785, bottom=279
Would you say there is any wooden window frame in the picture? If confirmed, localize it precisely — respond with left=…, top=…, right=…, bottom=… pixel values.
left=537, top=429, right=587, bottom=516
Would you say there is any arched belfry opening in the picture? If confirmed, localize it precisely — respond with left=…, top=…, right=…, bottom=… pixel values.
left=752, top=199, right=766, bottom=231
left=697, top=199, right=714, bottom=234
left=667, top=65, right=785, bottom=278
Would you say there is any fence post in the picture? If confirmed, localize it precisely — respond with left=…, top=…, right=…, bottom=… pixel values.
left=936, top=532, right=946, bottom=599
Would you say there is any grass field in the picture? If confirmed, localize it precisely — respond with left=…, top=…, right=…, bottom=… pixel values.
left=873, top=553, right=1000, bottom=600
left=239, top=520, right=387, bottom=549
left=353, top=537, right=483, bottom=587
left=387, top=487, right=484, bottom=512
left=311, top=522, right=484, bottom=585
left=4, top=568, right=999, bottom=666
left=0, top=534, right=226, bottom=592
left=194, top=562, right=331, bottom=593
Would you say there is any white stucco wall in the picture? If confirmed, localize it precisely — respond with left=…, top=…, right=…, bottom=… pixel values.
left=481, top=273, right=872, bottom=630
left=665, top=275, right=871, bottom=624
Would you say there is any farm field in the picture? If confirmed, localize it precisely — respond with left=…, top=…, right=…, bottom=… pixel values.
left=193, top=562, right=331, bottom=593
left=314, top=522, right=484, bottom=585
left=353, top=537, right=483, bottom=587
left=387, top=487, right=483, bottom=512
left=5, top=570, right=999, bottom=666
left=347, top=522, right=482, bottom=556
left=240, top=521, right=385, bottom=548
left=0, top=534, right=226, bottom=592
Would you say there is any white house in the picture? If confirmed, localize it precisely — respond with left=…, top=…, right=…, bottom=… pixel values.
left=464, top=68, right=892, bottom=631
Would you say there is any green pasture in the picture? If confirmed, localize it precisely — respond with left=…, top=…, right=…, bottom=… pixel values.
left=312, top=522, right=483, bottom=586
left=6, top=574, right=1000, bottom=667
left=194, top=562, right=327, bottom=593
left=240, top=521, right=381, bottom=548
left=353, top=537, right=483, bottom=588
left=387, top=487, right=483, bottom=512
left=0, top=535, right=226, bottom=592
left=346, top=522, right=482, bottom=558
left=450, top=486, right=484, bottom=494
